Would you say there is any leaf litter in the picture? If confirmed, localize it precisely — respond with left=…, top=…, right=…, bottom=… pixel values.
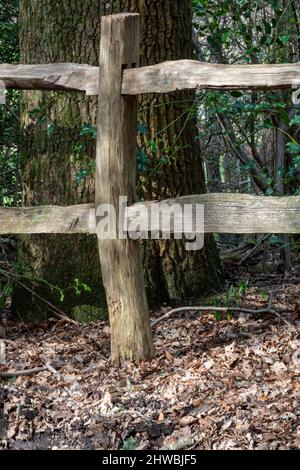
left=0, top=281, right=299, bottom=450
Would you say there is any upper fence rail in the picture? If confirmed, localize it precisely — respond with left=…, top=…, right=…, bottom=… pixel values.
left=0, top=194, right=299, bottom=235
left=1, top=60, right=300, bottom=95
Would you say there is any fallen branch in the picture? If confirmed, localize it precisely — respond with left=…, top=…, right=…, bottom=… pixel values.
left=45, top=362, right=60, bottom=375
left=222, top=235, right=270, bottom=265
left=151, top=293, right=290, bottom=327
left=0, top=366, right=46, bottom=378
left=237, top=234, right=271, bottom=265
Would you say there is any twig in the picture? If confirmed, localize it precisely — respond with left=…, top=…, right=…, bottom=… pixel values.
left=0, top=268, right=79, bottom=325
left=48, top=308, right=79, bottom=325
left=0, top=367, right=47, bottom=378
left=237, top=234, right=271, bottom=266
left=151, top=293, right=290, bottom=327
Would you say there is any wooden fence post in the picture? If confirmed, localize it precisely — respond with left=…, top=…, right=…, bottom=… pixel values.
left=95, top=13, right=154, bottom=365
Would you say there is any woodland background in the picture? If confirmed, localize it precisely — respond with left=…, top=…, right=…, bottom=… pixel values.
left=0, top=0, right=299, bottom=451
left=0, top=0, right=299, bottom=319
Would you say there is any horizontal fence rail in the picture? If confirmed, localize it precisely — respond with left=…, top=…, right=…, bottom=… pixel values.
left=0, top=204, right=94, bottom=234
left=0, top=63, right=96, bottom=93
left=1, top=60, right=300, bottom=95
left=1, top=194, right=299, bottom=235
left=118, top=60, right=300, bottom=95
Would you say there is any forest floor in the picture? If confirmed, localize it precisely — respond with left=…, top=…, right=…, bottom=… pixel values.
left=0, top=275, right=299, bottom=450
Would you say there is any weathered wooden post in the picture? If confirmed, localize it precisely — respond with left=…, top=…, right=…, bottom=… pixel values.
left=95, top=13, right=154, bottom=364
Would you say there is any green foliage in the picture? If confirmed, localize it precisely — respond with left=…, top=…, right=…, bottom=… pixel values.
left=137, top=148, right=150, bottom=172
left=267, top=234, right=286, bottom=247
left=0, top=279, right=13, bottom=309
left=121, top=437, right=136, bottom=451
left=192, top=0, right=300, bottom=196
left=79, top=124, right=97, bottom=139
left=0, top=0, right=20, bottom=207
left=0, top=1, right=19, bottom=64
left=25, top=108, right=98, bottom=185
left=258, top=290, right=268, bottom=301
left=212, top=280, right=249, bottom=321
left=290, top=115, right=300, bottom=126
left=48, top=277, right=92, bottom=304
left=286, top=142, right=300, bottom=155
left=226, top=280, right=249, bottom=307
left=0, top=260, right=92, bottom=307
left=137, top=122, right=149, bottom=135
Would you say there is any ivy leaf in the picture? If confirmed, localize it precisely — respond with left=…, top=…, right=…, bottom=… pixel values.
left=137, top=148, right=150, bottom=172
left=79, top=124, right=96, bottom=139
left=159, top=156, right=169, bottom=164
left=287, top=142, right=300, bottom=154
left=271, top=0, right=281, bottom=11
left=82, top=283, right=92, bottom=293
left=290, top=115, right=300, bottom=126
left=147, top=140, right=158, bottom=153
left=47, top=124, right=55, bottom=136
left=243, top=160, right=255, bottom=170
left=28, top=108, right=42, bottom=118
left=230, top=91, right=243, bottom=98
left=75, top=169, right=90, bottom=183
left=137, top=122, right=149, bottom=135
left=207, top=35, right=219, bottom=50
left=278, top=109, right=289, bottom=126
left=263, top=21, right=272, bottom=35
left=221, top=30, right=230, bottom=43
left=266, top=36, right=274, bottom=46
left=278, top=34, right=290, bottom=44
left=265, top=188, right=274, bottom=196
left=263, top=117, right=274, bottom=129
left=38, top=115, right=46, bottom=126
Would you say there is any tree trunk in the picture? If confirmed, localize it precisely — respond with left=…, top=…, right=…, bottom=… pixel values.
left=109, top=0, right=222, bottom=303
left=12, top=0, right=106, bottom=320
left=13, top=0, right=222, bottom=320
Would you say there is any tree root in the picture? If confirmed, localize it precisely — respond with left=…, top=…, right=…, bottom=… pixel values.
left=151, top=293, right=290, bottom=328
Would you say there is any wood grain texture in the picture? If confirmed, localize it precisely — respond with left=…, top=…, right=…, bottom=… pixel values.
left=0, top=63, right=96, bottom=92
left=0, top=204, right=94, bottom=234
left=1, top=194, right=299, bottom=235
left=108, top=60, right=300, bottom=95
left=95, top=13, right=154, bottom=364
left=127, top=194, right=300, bottom=234
left=1, top=60, right=300, bottom=95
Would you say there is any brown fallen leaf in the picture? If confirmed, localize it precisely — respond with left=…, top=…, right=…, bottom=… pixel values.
left=165, top=350, right=174, bottom=362
left=179, top=415, right=197, bottom=426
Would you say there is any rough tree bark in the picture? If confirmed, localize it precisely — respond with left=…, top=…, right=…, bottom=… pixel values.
left=13, top=0, right=222, bottom=320
left=108, top=0, right=222, bottom=303
left=12, top=1, right=106, bottom=320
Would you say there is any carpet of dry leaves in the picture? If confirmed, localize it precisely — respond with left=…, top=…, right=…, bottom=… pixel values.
left=0, top=280, right=299, bottom=450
